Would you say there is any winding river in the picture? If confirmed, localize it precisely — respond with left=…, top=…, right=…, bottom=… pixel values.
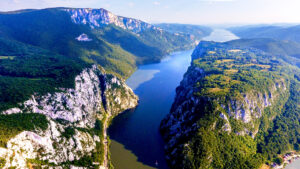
left=108, top=29, right=239, bottom=169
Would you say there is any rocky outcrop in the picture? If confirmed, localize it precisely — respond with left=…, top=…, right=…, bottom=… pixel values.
left=76, top=33, right=92, bottom=41
left=0, top=65, right=138, bottom=168
left=64, top=8, right=155, bottom=33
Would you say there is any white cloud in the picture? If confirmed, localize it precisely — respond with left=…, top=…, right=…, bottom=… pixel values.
left=128, top=2, right=135, bottom=7
left=12, top=0, right=20, bottom=3
left=153, top=1, right=160, bottom=5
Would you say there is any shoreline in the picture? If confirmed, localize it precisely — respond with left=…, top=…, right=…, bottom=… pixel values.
left=271, top=152, right=300, bottom=169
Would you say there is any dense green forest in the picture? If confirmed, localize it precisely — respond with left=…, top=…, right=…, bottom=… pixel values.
left=0, top=113, right=48, bottom=147
left=0, top=37, right=88, bottom=112
left=0, top=8, right=205, bottom=79
left=162, top=42, right=300, bottom=169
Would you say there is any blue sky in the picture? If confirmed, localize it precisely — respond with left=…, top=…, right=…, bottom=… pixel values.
left=1, top=0, right=300, bottom=25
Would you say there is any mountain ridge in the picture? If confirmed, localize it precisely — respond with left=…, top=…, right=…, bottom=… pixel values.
left=229, top=25, right=300, bottom=43
left=0, top=7, right=211, bottom=78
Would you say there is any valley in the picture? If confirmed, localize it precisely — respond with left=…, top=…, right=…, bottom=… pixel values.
left=0, top=7, right=212, bottom=169
left=108, top=29, right=239, bottom=169
left=0, top=4, right=300, bottom=169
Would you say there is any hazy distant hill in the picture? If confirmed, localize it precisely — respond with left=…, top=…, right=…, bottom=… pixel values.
left=229, top=25, right=300, bottom=43
left=155, top=23, right=212, bottom=41
left=225, top=38, right=300, bottom=67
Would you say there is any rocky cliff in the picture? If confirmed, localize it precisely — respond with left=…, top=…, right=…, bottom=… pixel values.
left=0, top=65, right=138, bottom=168
left=160, top=42, right=295, bottom=168
left=64, top=8, right=155, bottom=33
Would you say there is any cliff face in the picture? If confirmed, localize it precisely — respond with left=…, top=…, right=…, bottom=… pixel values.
left=0, top=65, right=138, bottom=168
left=64, top=8, right=154, bottom=33
left=160, top=42, right=293, bottom=168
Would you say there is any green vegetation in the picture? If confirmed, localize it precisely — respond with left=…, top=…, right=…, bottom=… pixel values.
left=0, top=158, right=5, bottom=168
left=0, top=7, right=208, bottom=169
left=0, top=8, right=203, bottom=114
left=192, top=46, right=285, bottom=98
left=91, top=119, right=105, bottom=165
left=0, top=8, right=200, bottom=79
left=0, top=113, right=48, bottom=147
left=26, top=158, right=56, bottom=168
left=256, top=80, right=300, bottom=161
left=26, top=119, right=106, bottom=168
left=61, top=127, right=76, bottom=139
left=226, top=38, right=300, bottom=67
left=165, top=42, right=300, bottom=168
left=0, top=37, right=87, bottom=112
left=184, top=129, right=264, bottom=169
left=60, top=119, right=105, bottom=167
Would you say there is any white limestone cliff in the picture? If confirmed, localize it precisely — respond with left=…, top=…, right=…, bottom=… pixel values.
left=0, top=65, right=138, bottom=168
left=64, top=8, right=155, bottom=33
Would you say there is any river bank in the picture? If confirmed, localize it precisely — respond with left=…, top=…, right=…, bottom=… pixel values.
left=270, top=152, right=300, bottom=169
left=107, top=29, right=240, bottom=169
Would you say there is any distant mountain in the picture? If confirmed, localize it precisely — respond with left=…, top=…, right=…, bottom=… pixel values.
left=225, top=38, right=300, bottom=67
left=0, top=8, right=204, bottom=78
left=155, top=23, right=212, bottom=41
left=229, top=25, right=300, bottom=43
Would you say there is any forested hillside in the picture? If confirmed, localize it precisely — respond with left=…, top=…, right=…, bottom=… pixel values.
left=0, top=8, right=209, bottom=79
left=0, top=7, right=210, bottom=117
left=160, top=41, right=300, bottom=169
left=0, top=37, right=87, bottom=111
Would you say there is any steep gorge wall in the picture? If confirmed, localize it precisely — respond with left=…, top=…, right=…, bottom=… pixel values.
left=0, top=65, right=138, bottom=168
left=160, top=44, right=290, bottom=168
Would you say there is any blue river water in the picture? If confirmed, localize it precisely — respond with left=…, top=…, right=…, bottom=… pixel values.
left=286, top=159, right=300, bottom=169
left=108, top=29, right=239, bottom=169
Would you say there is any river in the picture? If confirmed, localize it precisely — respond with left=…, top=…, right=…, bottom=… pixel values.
left=107, top=29, right=239, bottom=169
left=286, top=159, right=300, bottom=169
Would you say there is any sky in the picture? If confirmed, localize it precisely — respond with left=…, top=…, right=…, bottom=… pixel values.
left=1, top=0, right=300, bottom=25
